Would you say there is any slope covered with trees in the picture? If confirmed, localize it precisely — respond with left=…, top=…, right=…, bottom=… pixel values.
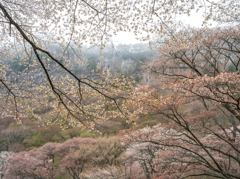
left=0, top=0, right=240, bottom=178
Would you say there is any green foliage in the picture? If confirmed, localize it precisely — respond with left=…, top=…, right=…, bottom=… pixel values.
left=32, top=133, right=46, bottom=147
left=228, top=65, right=237, bottom=72
left=107, top=105, right=117, bottom=111
left=34, top=106, right=52, bottom=115
left=96, top=121, right=123, bottom=136
left=134, top=114, right=159, bottom=129
left=122, top=53, right=130, bottom=60
left=0, top=126, right=36, bottom=152
left=39, top=125, right=62, bottom=142
left=23, top=133, right=46, bottom=149
left=144, top=113, right=156, bottom=121
left=73, top=64, right=81, bottom=72
left=136, top=61, right=142, bottom=70
left=136, top=120, right=158, bottom=129
left=8, top=122, right=21, bottom=128
left=79, top=130, right=98, bottom=138
left=11, top=58, right=28, bottom=72
left=57, top=174, right=71, bottom=179
left=48, top=97, right=54, bottom=102
left=135, top=76, right=140, bottom=83
left=55, top=127, right=83, bottom=142
left=113, top=117, right=131, bottom=130
left=51, top=135, right=63, bottom=142
left=87, top=57, right=97, bottom=72
left=18, top=125, right=61, bottom=150
left=138, top=54, right=146, bottom=62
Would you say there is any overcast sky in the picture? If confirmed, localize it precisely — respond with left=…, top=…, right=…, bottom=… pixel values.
left=112, top=10, right=205, bottom=44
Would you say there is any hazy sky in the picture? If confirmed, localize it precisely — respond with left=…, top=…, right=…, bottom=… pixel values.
left=112, top=32, right=141, bottom=44
left=112, top=11, right=205, bottom=44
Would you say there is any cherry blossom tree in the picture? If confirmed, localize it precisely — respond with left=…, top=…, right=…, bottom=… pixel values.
left=0, top=0, right=137, bottom=129
left=0, top=151, right=13, bottom=179
left=144, top=26, right=240, bottom=129
left=56, top=137, right=124, bottom=178
left=85, top=163, right=145, bottom=179
left=120, top=122, right=240, bottom=179
left=54, top=138, right=96, bottom=178
left=3, top=151, right=56, bottom=179
left=118, top=25, right=240, bottom=179
left=1, top=0, right=237, bottom=128
left=3, top=138, right=96, bottom=179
